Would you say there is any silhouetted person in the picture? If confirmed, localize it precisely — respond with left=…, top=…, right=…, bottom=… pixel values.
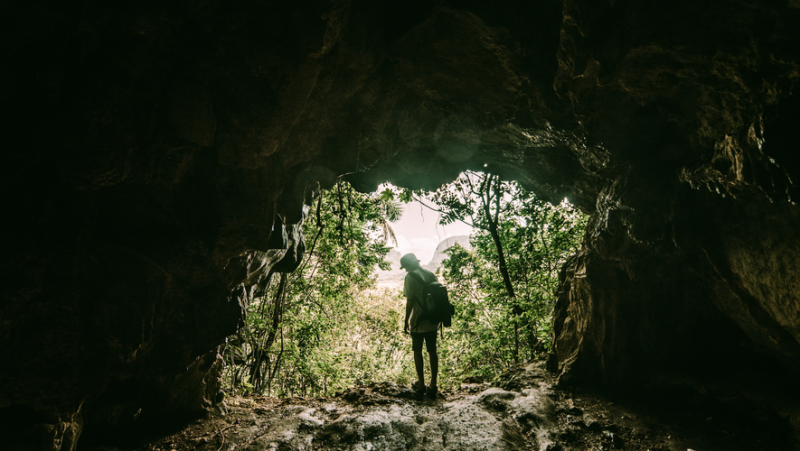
left=401, top=253, right=440, bottom=399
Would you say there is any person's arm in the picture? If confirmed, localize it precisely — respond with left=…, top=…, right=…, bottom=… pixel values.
left=403, top=274, right=411, bottom=334
left=404, top=297, right=412, bottom=334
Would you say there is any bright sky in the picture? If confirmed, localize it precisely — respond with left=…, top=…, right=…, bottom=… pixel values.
left=389, top=199, right=473, bottom=265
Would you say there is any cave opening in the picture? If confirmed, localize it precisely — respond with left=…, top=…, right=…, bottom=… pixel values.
left=4, top=0, right=800, bottom=449
left=217, top=171, right=587, bottom=401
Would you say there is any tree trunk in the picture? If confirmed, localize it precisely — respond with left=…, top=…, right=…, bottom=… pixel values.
left=482, top=174, right=521, bottom=363
left=483, top=175, right=516, bottom=300
left=252, top=272, right=287, bottom=392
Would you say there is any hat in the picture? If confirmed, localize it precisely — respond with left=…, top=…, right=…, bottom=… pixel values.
left=399, top=253, right=421, bottom=270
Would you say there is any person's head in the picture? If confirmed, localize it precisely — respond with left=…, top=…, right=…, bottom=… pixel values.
left=400, top=253, right=421, bottom=271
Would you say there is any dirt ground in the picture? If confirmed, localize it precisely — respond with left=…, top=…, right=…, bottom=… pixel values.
left=91, top=362, right=798, bottom=451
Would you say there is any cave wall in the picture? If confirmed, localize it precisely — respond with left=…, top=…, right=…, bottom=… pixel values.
left=549, top=0, right=800, bottom=381
left=2, top=0, right=800, bottom=448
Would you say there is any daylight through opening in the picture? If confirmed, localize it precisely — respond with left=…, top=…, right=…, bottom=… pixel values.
left=222, top=172, right=587, bottom=398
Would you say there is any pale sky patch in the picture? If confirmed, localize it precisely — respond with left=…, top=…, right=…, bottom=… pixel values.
left=389, top=199, right=473, bottom=265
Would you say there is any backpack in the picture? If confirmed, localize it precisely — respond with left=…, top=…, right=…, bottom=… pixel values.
left=410, top=272, right=455, bottom=329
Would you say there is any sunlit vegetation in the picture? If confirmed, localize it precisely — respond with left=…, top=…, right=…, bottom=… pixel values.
left=222, top=174, right=586, bottom=396
left=424, top=172, right=587, bottom=379
left=222, top=180, right=404, bottom=397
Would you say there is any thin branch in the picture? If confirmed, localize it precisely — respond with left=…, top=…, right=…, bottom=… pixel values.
left=214, top=424, right=237, bottom=451
left=465, top=171, right=481, bottom=196
left=296, top=196, right=326, bottom=275
left=493, top=175, right=501, bottom=226
left=410, top=195, right=484, bottom=230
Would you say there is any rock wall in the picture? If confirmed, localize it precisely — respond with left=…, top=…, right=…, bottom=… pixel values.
left=549, top=0, right=800, bottom=385
left=2, top=0, right=800, bottom=448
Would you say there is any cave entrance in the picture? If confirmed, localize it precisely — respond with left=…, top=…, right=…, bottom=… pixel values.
left=222, top=171, right=587, bottom=399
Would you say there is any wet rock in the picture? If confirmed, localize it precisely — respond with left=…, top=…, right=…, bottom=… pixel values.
left=321, top=403, right=510, bottom=451
left=584, top=418, right=604, bottom=432
left=460, top=383, right=483, bottom=394
left=188, top=380, right=559, bottom=450
left=298, top=408, right=325, bottom=428
left=602, top=430, right=624, bottom=448
left=477, top=388, right=518, bottom=412
left=370, top=382, right=417, bottom=400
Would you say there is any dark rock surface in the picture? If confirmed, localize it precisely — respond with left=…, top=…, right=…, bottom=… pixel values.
left=2, top=0, right=800, bottom=448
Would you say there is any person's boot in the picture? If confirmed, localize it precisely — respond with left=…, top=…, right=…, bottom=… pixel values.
left=427, top=385, right=438, bottom=399
left=412, top=380, right=426, bottom=399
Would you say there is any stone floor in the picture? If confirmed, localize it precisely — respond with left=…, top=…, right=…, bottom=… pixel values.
left=89, top=362, right=798, bottom=451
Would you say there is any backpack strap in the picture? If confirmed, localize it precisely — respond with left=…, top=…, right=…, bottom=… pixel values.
left=407, top=270, right=431, bottom=329
left=407, top=270, right=426, bottom=284
left=407, top=271, right=429, bottom=307
left=408, top=271, right=427, bottom=327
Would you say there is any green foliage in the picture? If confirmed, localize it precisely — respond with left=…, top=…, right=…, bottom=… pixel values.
left=429, top=172, right=587, bottom=377
left=222, top=174, right=586, bottom=397
left=222, top=180, right=406, bottom=397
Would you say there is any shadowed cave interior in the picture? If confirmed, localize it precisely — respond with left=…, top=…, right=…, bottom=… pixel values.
left=2, top=0, right=800, bottom=449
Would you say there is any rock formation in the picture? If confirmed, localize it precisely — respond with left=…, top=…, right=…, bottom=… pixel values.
left=2, top=0, right=800, bottom=448
left=377, top=236, right=469, bottom=285
left=426, top=235, right=470, bottom=271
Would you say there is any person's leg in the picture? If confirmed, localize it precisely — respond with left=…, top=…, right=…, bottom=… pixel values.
left=410, top=333, right=425, bottom=391
left=429, top=350, right=439, bottom=387
left=426, top=331, right=439, bottom=389
left=414, top=349, right=425, bottom=387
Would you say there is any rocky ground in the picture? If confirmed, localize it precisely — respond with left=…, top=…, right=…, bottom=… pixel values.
left=88, top=362, right=797, bottom=451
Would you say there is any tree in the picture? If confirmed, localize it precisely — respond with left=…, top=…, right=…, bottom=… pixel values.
left=426, top=172, right=586, bottom=364
left=432, top=172, right=517, bottom=299
left=223, top=179, right=401, bottom=396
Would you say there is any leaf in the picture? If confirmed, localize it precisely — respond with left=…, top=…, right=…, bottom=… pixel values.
left=379, top=188, right=395, bottom=201
left=399, top=188, right=414, bottom=203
